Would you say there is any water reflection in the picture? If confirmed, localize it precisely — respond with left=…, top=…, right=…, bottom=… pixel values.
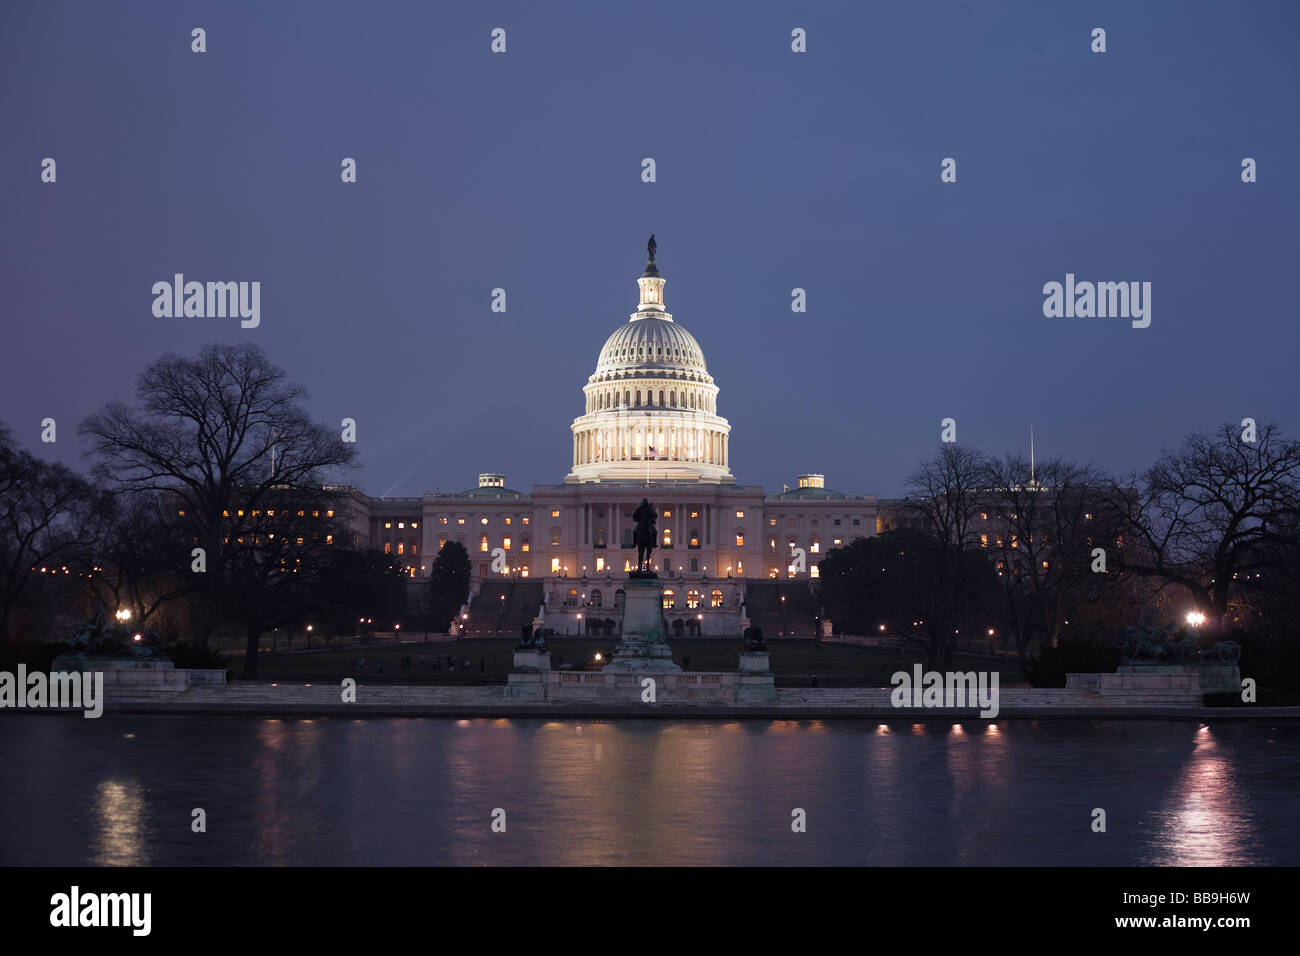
left=1, top=716, right=1294, bottom=866
left=1145, top=726, right=1259, bottom=866
left=92, top=780, right=150, bottom=866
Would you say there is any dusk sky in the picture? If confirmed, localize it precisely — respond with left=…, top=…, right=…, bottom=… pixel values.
left=3, top=0, right=1297, bottom=499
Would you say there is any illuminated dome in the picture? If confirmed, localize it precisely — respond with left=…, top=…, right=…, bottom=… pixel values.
left=565, top=238, right=734, bottom=484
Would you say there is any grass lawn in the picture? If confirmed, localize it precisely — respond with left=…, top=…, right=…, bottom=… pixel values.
left=245, top=638, right=1028, bottom=686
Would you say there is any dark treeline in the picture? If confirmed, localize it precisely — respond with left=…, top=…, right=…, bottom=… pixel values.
left=818, top=430, right=1300, bottom=685
left=0, top=344, right=469, bottom=677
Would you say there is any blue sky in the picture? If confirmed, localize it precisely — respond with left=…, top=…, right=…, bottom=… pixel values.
left=3, top=0, right=1297, bottom=497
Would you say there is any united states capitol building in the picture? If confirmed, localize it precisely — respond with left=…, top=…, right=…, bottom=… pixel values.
left=336, top=240, right=883, bottom=637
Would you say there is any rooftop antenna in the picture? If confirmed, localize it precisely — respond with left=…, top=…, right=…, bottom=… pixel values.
left=1030, top=424, right=1036, bottom=485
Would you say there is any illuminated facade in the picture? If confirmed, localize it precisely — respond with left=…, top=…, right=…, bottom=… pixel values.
left=352, top=242, right=878, bottom=634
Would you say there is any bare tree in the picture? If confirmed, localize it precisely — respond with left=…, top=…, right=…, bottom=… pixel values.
left=1106, top=422, right=1300, bottom=631
left=0, top=424, right=100, bottom=639
left=80, top=344, right=356, bottom=666
left=903, top=444, right=990, bottom=669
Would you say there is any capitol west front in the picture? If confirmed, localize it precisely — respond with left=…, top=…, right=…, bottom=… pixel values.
left=338, top=241, right=879, bottom=637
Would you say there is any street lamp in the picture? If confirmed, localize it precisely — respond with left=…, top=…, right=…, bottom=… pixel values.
left=1186, top=611, right=1206, bottom=628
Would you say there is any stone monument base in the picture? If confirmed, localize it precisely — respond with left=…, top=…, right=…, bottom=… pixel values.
left=736, top=650, right=777, bottom=702
left=504, top=649, right=551, bottom=700
left=604, top=576, right=681, bottom=674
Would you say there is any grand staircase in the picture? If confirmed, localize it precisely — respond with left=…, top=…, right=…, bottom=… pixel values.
left=462, top=580, right=544, bottom=637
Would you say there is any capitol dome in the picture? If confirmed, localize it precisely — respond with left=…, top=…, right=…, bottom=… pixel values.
left=565, top=238, right=734, bottom=485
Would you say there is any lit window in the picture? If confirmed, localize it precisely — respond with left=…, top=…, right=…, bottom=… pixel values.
left=711, top=589, right=723, bottom=608
left=810, top=565, right=819, bottom=578
left=385, top=522, right=392, bottom=529
left=503, top=536, right=512, bottom=550
left=398, top=522, right=405, bottom=529
left=980, top=534, right=988, bottom=548
left=551, top=557, right=561, bottom=573
left=981, top=512, right=988, bottom=520
left=769, top=538, right=776, bottom=551
left=297, top=510, right=304, bottom=517
left=735, top=511, right=744, bottom=518
left=522, top=517, right=530, bottom=525
left=551, top=510, right=560, bottom=518
left=735, top=531, right=745, bottom=547
left=663, top=510, right=672, bottom=518
left=481, top=516, right=488, bottom=525
left=596, top=557, right=605, bottom=572
left=690, top=511, right=699, bottom=518
left=398, top=543, right=405, bottom=555
left=833, top=537, right=842, bottom=547
left=1043, top=561, right=1050, bottom=569
left=326, top=534, right=333, bottom=545
left=327, top=510, right=335, bottom=518
left=385, top=542, right=391, bottom=554
left=810, top=540, right=820, bottom=553
left=237, top=510, right=245, bottom=517
left=663, top=590, right=676, bottom=609
left=686, top=589, right=700, bottom=609
left=296, top=537, right=304, bottom=546
left=480, top=536, right=489, bottom=552
left=1011, top=535, right=1018, bottom=549
left=177, top=509, right=186, bottom=516
left=411, top=522, right=417, bottom=528
left=769, top=518, right=776, bottom=526
left=440, top=516, right=447, bottom=524
left=505, top=517, right=511, bottom=525
left=457, top=517, right=465, bottom=525
left=663, top=530, right=672, bottom=547
left=522, top=537, right=530, bottom=552
left=439, top=534, right=447, bottom=548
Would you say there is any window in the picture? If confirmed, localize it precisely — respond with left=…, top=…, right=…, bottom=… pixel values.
left=504, top=516, right=511, bottom=525
left=398, top=522, right=405, bottom=529
left=328, top=510, right=336, bottom=518
left=566, top=588, right=578, bottom=606
left=833, top=537, right=842, bottom=547
left=769, top=538, right=776, bottom=551
left=735, top=510, right=745, bottom=518
left=690, top=558, right=698, bottom=572
left=981, top=512, right=988, bottom=521
left=410, top=521, right=417, bottom=528
left=522, top=517, right=530, bottom=525
left=385, top=522, right=392, bottom=529
left=663, top=589, right=675, bottom=609
left=440, top=516, right=448, bottom=525
left=810, top=538, right=820, bottom=554
left=769, top=518, right=776, bottom=526
left=689, top=530, right=700, bottom=549
left=591, top=589, right=603, bottom=607
left=439, top=534, right=447, bottom=548
left=503, top=536, right=512, bottom=550
left=735, top=530, right=745, bottom=547
left=398, top=543, right=405, bottom=555
left=810, top=565, right=819, bottom=578
left=595, top=557, right=605, bottom=572
left=980, top=533, right=988, bottom=548
left=384, top=542, right=391, bottom=554
left=551, top=557, right=561, bottom=573
left=480, top=536, right=489, bottom=552
left=481, top=516, right=489, bottom=525
left=326, top=534, right=333, bottom=545
left=522, top=536, right=530, bottom=552
left=711, top=589, right=723, bottom=608
left=690, top=510, right=699, bottom=518
left=852, top=519, right=860, bottom=526
left=663, top=530, right=672, bottom=547
left=551, top=528, right=561, bottom=546
left=663, top=510, right=672, bottom=517
left=834, top=518, right=841, bottom=526
left=686, top=589, right=700, bottom=609
left=551, top=509, right=560, bottom=518
left=457, top=517, right=465, bottom=525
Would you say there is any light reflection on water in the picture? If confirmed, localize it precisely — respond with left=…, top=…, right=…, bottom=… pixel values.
left=1, top=716, right=1296, bottom=866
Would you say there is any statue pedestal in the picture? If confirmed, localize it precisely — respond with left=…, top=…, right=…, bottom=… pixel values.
left=505, top=649, right=551, bottom=700
left=604, top=577, right=681, bottom=673
left=737, top=650, right=776, bottom=702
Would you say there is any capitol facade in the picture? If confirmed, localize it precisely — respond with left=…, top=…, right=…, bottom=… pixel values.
left=337, top=240, right=880, bottom=636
